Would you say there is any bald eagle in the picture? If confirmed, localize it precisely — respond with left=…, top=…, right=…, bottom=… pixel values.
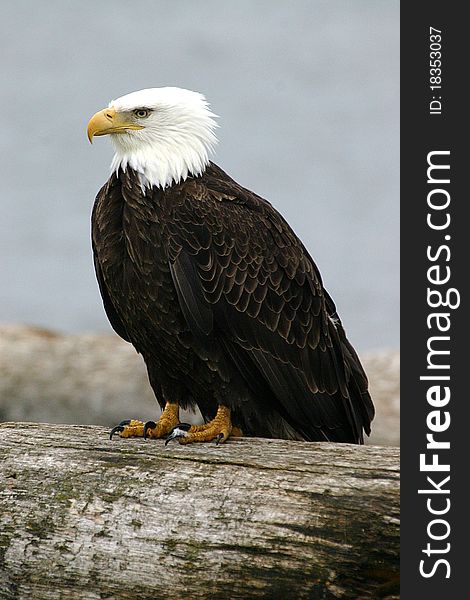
left=87, top=87, right=374, bottom=445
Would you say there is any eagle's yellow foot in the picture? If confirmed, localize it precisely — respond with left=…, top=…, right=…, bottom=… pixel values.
left=109, top=403, right=180, bottom=440
left=165, top=405, right=232, bottom=445
left=110, top=418, right=145, bottom=439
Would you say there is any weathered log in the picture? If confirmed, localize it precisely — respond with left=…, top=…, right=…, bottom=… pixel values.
left=0, top=422, right=399, bottom=600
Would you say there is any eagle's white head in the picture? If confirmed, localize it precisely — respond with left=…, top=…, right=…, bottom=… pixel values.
left=87, top=87, right=218, bottom=190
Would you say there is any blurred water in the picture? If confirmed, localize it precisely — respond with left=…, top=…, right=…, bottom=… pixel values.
left=0, top=0, right=399, bottom=352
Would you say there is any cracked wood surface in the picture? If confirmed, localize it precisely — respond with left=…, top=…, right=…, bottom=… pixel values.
left=0, top=422, right=399, bottom=600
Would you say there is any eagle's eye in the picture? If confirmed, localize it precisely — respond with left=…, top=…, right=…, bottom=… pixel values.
left=133, top=108, right=151, bottom=119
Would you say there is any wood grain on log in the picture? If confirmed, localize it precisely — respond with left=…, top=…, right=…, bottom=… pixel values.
left=0, top=422, right=399, bottom=600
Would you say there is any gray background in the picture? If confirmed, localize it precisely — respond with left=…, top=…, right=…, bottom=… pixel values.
left=0, top=0, right=399, bottom=352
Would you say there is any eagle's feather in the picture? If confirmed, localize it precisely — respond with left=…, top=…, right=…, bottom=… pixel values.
left=92, top=162, right=374, bottom=443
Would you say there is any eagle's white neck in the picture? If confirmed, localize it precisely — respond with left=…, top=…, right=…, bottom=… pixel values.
left=108, top=88, right=218, bottom=190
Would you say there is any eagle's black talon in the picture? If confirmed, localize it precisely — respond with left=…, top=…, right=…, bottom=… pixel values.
left=215, top=433, right=224, bottom=445
left=109, top=425, right=125, bottom=440
left=143, top=420, right=157, bottom=440
left=179, top=422, right=192, bottom=430
left=165, top=423, right=192, bottom=446
left=109, top=420, right=132, bottom=440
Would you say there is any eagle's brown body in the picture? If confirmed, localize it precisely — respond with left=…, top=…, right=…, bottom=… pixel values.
left=92, top=162, right=374, bottom=443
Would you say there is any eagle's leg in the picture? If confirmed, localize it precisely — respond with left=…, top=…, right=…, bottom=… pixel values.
left=109, top=402, right=180, bottom=440
left=166, top=405, right=232, bottom=445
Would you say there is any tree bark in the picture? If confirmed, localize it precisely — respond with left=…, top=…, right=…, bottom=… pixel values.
left=0, top=422, right=399, bottom=600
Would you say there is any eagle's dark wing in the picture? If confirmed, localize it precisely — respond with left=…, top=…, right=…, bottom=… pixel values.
left=92, top=182, right=131, bottom=344
left=167, top=164, right=374, bottom=443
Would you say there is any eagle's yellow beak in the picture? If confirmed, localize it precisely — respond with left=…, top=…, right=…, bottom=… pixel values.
left=87, top=107, right=144, bottom=143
